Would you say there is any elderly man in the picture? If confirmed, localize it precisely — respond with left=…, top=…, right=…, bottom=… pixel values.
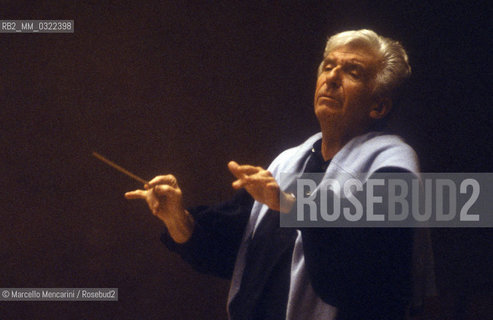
left=126, top=29, right=420, bottom=320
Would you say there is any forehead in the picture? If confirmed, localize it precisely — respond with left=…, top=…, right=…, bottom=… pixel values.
left=325, top=44, right=381, bottom=68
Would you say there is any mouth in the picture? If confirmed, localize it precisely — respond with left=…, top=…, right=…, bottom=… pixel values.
left=319, top=95, right=338, bottom=101
left=317, top=94, right=340, bottom=104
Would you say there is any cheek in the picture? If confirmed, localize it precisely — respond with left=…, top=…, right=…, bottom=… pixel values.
left=313, top=78, right=323, bottom=104
left=344, top=83, right=371, bottom=105
left=314, top=78, right=323, bottom=94
left=345, top=90, right=375, bottom=121
left=316, top=73, right=329, bottom=89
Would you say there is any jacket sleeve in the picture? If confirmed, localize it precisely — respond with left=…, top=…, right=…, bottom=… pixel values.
left=300, top=168, right=415, bottom=319
left=161, top=189, right=254, bottom=279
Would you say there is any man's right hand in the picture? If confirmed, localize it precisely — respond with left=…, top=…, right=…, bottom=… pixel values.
left=125, top=175, right=194, bottom=244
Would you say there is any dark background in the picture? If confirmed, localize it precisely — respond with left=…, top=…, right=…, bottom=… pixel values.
left=1, top=1, right=491, bottom=319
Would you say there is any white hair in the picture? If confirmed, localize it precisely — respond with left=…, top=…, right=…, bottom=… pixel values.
left=318, top=29, right=411, bottom=98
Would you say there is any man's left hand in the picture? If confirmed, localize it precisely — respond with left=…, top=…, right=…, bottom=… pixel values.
left=228, top=161, right=294, bottom=213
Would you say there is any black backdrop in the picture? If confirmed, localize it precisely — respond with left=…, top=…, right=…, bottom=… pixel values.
left=1, top=1, right=491, bottom=319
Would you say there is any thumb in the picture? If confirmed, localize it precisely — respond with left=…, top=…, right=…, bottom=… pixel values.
left=125, top=189, right=147, bottom=200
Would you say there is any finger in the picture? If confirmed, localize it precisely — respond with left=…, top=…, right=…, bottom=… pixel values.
left=243, top=174, right=273, bottom=185
left=148, top=175, right=175, bottom=186
left=258, top=169, right=273, bottom=178
left=228, top=161, right=260, bottom=177
left=266, top=181, right=280, bottom=191
left=125, top=189, right=147, bottom=199
left=148, top=174, right=177, bottom=188
left=153, top=184, right=178, bottom=197
left=267, top=181, right=278, bottom=188
left=228, top=161, right=243, bottom=179
left=236, top=164, right=262, bottom=175
left=232, top=175, right=273, bottom=189
left=232, top=178, right=247, bottom=189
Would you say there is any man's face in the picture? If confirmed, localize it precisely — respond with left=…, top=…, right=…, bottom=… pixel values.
left=314, top=44, right=382, bottom=138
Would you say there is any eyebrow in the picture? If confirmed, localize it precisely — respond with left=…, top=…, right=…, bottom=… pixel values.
left=324, top=57, right=367, bottom=69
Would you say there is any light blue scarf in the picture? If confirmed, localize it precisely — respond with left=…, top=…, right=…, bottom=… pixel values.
left=228, top=131, right=435, bottom=319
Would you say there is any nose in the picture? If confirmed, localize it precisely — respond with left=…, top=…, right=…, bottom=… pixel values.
left=324, top=67, right=341, bottom=88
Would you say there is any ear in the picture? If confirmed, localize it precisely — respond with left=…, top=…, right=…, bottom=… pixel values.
left=369, top=97, right=392, bottom=120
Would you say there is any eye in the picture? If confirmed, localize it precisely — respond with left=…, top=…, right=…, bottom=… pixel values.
left=345, top=66, right=363, bottom=79
left=323, top=64, right=334, bottom=72
left=349, top=71, right=361, bottom=79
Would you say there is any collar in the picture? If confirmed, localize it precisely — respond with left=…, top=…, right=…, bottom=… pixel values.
left=307, top=139, right=331, bottom=173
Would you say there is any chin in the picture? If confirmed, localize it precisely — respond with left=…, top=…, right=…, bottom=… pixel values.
left=315, top=108, right=341, bottom=127
left=315, top=103, right=341, bottom=118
